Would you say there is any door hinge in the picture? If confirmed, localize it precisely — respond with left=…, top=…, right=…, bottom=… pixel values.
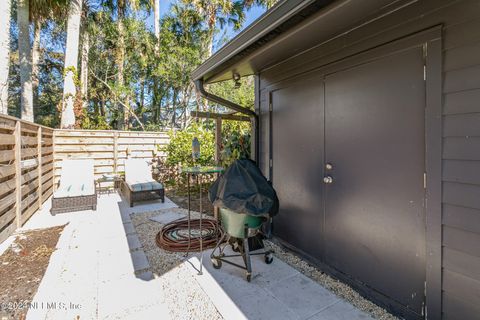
left=269, top=159, right=273, bottom=167
left=422, top=281, right=427, bottom=317
left=269, top=102, right=273, bottom=112
left=423, top=65, right=426, bottom=81
left=424, top=173, right=427, bottom=189
left=422, top=43, right=428, bottom=58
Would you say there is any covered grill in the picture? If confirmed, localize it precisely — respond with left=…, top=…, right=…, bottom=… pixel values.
left=208, top=159, right=279, bottom=281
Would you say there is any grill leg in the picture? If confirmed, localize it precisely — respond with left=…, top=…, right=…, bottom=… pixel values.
left=211, top=232, right=227, bottom=259
left=243, top=224, right=252, bottom=281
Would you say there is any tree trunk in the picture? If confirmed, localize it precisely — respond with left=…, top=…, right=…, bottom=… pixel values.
left=32, top=19, right=42, bottom=112
left=116, top=2, right=126, bottom=130
left=206, top=26, right=215, bottom=58
left=140, top=77, right=145, bottom=110
left=0, top=0, right=11, bottom=114
left=93, top=98, right=99, bottom=116
left=100, top=97, right=105, bottom=116
left=153, top=78, right=160, bottom=124
left=201, top=15, right=217, bottom=112
left=206, top=9, right=217, bottom=58
left=80, top=29, right=89, bottom=110
left=60, top=0, right=83, bottom=129
left=152, top=0, right=160, bottom=126
left=154, top=0, right=160, bottom=47
left=171, top=89, right=178, bottom=128
left=17, top=0, right=34, bottom=122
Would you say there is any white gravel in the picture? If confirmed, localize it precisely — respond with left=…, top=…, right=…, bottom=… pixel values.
left=131, top=208, right=223, bottom=320
left=132, top=208, right=398, bottom=320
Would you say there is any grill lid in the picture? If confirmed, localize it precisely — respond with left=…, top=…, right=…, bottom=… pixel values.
left=208, top=159, right=279, bottom=216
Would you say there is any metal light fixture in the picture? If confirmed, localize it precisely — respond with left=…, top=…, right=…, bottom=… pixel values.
left=233, top=72, right=241, bottom=89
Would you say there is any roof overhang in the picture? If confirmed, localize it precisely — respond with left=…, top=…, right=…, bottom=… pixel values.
left=192, top=0, right=408, bottom=83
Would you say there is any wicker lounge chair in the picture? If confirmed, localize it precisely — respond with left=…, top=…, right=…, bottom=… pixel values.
left=120, top=158, right=165, bottom=207
left=51, top=159, right=97, bottom=215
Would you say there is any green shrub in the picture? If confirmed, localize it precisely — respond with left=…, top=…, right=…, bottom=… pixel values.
left=160, top=120, right=252, bottom=189
left=162, top=122, right=215, bottom=168
left=221, top=120, right=251, bottom=167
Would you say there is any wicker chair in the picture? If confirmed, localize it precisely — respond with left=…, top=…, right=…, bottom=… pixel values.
left=120, top=158, right=165, bottom=207
left=51, top=159, right=97, bottom=215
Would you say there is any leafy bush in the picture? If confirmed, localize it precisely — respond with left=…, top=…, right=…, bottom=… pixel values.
left=159, top=122, right=214, bottom=187
left=221, top=120, right=251, bottom=167
left=160, top=119, right=252, bottom=188
left=80, top=112, right=111, bottom=130
left=162, top=122, right=215, bottom=167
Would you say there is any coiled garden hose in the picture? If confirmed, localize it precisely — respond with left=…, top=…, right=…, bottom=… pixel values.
left=156, top=219, right=223, bottom=252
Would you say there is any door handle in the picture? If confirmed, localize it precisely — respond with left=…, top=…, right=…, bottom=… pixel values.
left=323, top=176, right=333, bottom=184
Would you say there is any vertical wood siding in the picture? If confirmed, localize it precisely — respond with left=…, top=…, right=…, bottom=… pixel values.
left=257, top=0, right=480, bottom=318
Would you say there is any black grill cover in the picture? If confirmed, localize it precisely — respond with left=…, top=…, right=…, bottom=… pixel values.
left=208, top=159, right=279, bottom=217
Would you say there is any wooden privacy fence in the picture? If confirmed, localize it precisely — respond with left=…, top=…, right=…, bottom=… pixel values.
left=0, top=115, right=54, bottom=243
left=0, top=115, right=169, bottom=244
left=53, top=129, right=169, bottom=186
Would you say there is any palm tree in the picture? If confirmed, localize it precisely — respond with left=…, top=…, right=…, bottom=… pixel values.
left=60, top=0, right=83, bottom=128
left=187, top=0, right=244, bottom=58
left=151, top=0, right=161, bottom=125
left=18, top=0, right=34, bottom=122
left=16, top=0, right=68, bottom=121
left=31, top=19, right=41, bottom=110
left=242, top=0, right=278, bottom=10
left=80, top=26, right=89, bottom=111
left=116, top=0, right=127, bottom=129
left=110, top=0, right=149, bottom=129
left=79, top=1, right=91, bottom=112
left=0, top=0, right=12, bottom=114
left=153, top=0, right=160, bottom=44
left=30, top=0, right=68, bottom=114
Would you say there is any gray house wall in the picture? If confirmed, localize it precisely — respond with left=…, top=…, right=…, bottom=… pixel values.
left=256, top=0, right=480, bottom=318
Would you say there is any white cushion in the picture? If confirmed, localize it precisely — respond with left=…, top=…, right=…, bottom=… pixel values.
left=125, top=159, right=153, bottom=185
left=54, top=159, right=95, bottom=198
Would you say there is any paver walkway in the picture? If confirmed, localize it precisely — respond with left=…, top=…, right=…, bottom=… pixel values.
left=1, top=192, right=373, bottom=320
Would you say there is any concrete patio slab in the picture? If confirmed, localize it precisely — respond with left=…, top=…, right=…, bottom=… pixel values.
left=126, top=233, right=143, bottom=251
left=308, top=300, right=374, bottom=320
left=186, top=246, right=372, bottom=320
left=120, top=195, right=178, bottom=216
left=97, top=273, right=169, bottom=320
left=5, top=192, right=377, bottom=320
left=149, top=210, right=185, bottom=224
left=20, top=193, right=174, bottom=320
left=131, top=250, right=151, bottom=272
left=264, top=273, right=340, bottom=319
left=122, top=222, right=136, bottom=235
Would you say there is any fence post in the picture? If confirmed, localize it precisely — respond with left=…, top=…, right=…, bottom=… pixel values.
left=52, top=130, right=57, bottom=191
left=113, top=131, right=119, bottom=174
left=37, top=127, right=43, bottom=209
left=14, top=121, right=22, bottom=228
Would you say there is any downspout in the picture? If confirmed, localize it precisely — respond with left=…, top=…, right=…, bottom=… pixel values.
left=195, top=79, right=260, bottom=164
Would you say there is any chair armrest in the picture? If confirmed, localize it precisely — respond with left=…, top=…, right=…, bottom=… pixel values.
left=121, top=179, right=134, bottom=192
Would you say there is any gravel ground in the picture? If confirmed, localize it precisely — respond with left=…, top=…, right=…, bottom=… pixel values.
left=131, top=208, right=223, bottom=320
left=132, top=208, right=398, bottom=320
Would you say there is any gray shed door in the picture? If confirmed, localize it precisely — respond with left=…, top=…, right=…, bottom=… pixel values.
left=272, top=45, right=426, bottom=315
left=324, top=47, right=426, bottom=313
left=271, top=76, right=325, bottom=260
